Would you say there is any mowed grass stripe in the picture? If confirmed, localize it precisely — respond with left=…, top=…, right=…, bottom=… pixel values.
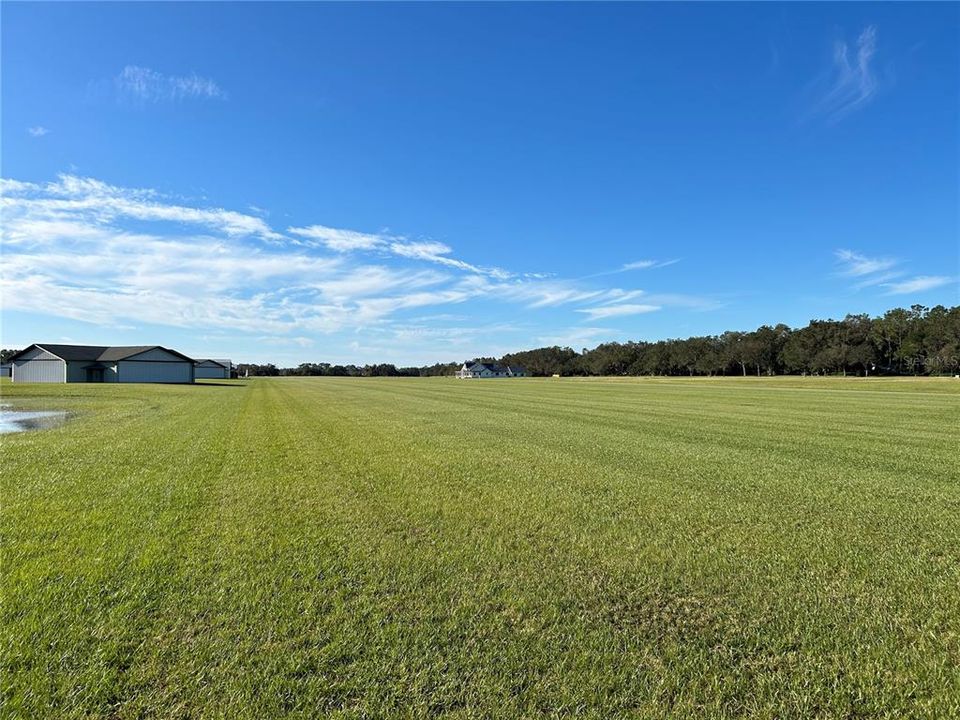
left=348, top=379, right=956, bottom=497
left=3, top=383, right=248, bottom=714
left=2, top=377, right=958, bottom=717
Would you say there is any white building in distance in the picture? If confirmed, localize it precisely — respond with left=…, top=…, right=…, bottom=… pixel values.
left=455, top=362, right=526, bottom=379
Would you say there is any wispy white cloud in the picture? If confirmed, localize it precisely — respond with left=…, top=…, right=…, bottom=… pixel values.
left=650, top=294, right=726, bottom=311
left=390, top=240, right=465, bottom=269
left=806, top=25, right=879, bottom=122
left=288, top=224, right=384, bottom=252
left=833, top=249, right=951, bottom=297
left=0, top=174, right=579, bottom=336
left=309, top=266, right=448, bottom=303
left=389, top=240, right=513, bottom=278
left=622, top=260, right=658, bottom=270
left=1, top=173, right=706, bottom=359
left=835, top=249, right=897, bottom=277
left=288, top=222, right=511, bottom=277
left=582, top=259, right=679, bottom=279
left=1, top=174, right=280, bottom=241
left=591, top=289, right=723, bottom=312
left=577, top=303, right=661, bottom=320
left=882, top=276, right=953, bottom=295
left=28, top=126, right=50, bottom=137
left=388, top=240, right=451, bottom=259
left=114, top=65, right=226, bottom=103
left=488, top=278, right=606, bottom=309
left=1, top=177, right=447, bottom=334
left=853, top=270, right=904, bottom=290
left=622, top=259, right=679, bottom=271
left=598, top=289, right=648, bottom=304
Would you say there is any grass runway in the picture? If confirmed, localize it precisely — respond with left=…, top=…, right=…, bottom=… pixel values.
left=2, top=377, right=959, bottom=718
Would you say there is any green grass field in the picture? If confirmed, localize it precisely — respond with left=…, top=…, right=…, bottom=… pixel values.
left=2, top=377, right=959, bottom=718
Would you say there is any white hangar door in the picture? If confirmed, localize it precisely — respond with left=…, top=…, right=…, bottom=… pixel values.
left=195, top=363, right=228, bottom=379
left=13, top=347, right=66, bottom=383
left=118, top=348, right=193, bottom=383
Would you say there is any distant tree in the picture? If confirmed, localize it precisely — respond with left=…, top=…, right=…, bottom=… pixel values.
left=581, top=342, right=640, bottom=376
left=362, top=363, right=401, bottom=377
left=923, top=306, right=960, bottom=375
left=236, top=363, right=280, bottom=377
left=808, top=320, right=844, bottom=375
left=780, top=326, right=818, bottom=375
left=673, top=338, right=701, bottom=376
left=749, top=324, right=790, bottom=375
left=420, top=362, right=460, bottom=377
left=500, top=346, right=577, bottom=376
left=721, top=331, right=750, bottom=376
left=841, top=314, right=876, bottom=376
left=690, top=336, right=724, bottom=376
left=0, top=348, right=20, bottom=363
left=872, top=307, right=913, bottom=374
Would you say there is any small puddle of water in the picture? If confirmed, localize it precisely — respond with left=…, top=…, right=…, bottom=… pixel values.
left=0, top=404, right=70, bottom=434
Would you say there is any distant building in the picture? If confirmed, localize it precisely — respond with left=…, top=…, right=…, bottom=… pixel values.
left=455, top=362, right=526, bottom=379
left=213, top=359, right=235, bottom=378
left=0, top=363, right=10, bottom=378
left=8, top=344, right=195, bottom=383
left=194, top=359, right=231, bottom=379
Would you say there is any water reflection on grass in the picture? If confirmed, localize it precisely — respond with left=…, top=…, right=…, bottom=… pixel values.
left=0, top=404, right=70, bottom=434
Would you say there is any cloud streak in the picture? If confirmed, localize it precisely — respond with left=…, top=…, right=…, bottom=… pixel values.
left=289, top=223, right=511, bottom=278
left=577, top=303, right=661, bottom=320
left=807, top=25, right=879, bottom=122
left=833, top=249, right=952, bottom=298
left=2, top=174, right=280, bottom=241
left=28, top=126, right=49, bottom=137
left=287, top=224, right=384, bottom=252
left=622, top=259, right=679, bottom=271
left=582, top=258, right=679, bottom=279
left=835, top=249, right=897, bottom=277
left=882, top=276, right=953, bottom=295
left=115, top=66, right=226, bottom=103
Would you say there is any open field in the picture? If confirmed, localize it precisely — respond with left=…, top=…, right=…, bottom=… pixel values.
left=2, top=377, right=959, bottom=718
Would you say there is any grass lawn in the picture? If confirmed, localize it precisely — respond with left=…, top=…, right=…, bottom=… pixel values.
left=2, top=376, right=959, bottom=718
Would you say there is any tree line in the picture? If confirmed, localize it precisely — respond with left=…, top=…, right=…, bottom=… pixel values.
left=235, top=362, right=454, bottom=378
left=4, top=305, right=955, bottom=378
left=234, top=305, right=959, bottom=378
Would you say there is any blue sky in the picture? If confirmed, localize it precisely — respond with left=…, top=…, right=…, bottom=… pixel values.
left=2, top=2, right=957, bottom=365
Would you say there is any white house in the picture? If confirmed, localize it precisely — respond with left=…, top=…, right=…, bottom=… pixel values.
left=455, top=362, right=526, bottom=379
left=9, top=344, right=196, bottom=383
left=194, top=359, right=232, bottom=379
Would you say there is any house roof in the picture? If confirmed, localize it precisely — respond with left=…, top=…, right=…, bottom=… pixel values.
left=465, top=362, right=498, bottom=371
left=8, top=344, right=195, bottom=363
left=98, top=346, right=172, bottom=362
left=195, top=358, right=229, bottom=368
left=464, top=362, right=525, bottom=373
